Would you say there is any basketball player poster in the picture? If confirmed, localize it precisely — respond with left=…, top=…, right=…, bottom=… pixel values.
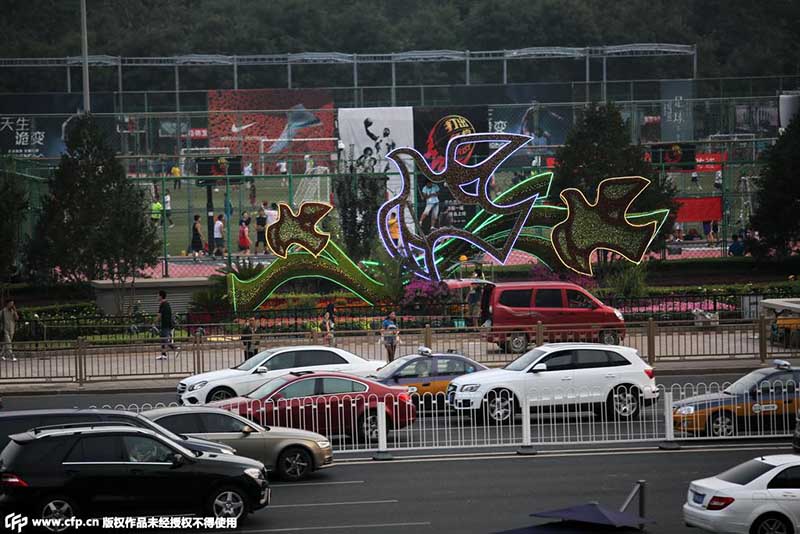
left=412, top=106, right=488, bottom=229
left=337, top=107, right=414, bottom=199
left=207, top=89, right=335, bottom=174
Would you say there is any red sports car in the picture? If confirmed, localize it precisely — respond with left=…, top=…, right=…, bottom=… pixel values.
left=209, top=371, right=416, bottom=441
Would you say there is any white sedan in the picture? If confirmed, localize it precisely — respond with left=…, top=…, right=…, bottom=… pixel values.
left=684, top=455, right=800, bottom=534
left=178, top=345, right=385, bottom=404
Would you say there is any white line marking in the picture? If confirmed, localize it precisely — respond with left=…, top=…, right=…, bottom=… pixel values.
left=273, top=480, right=364, bottom=488
left=214, top=522, right=432, bottom=533
left=269, top=499, right=398, bottom=509
left=336, top=446, right=790, bottom=465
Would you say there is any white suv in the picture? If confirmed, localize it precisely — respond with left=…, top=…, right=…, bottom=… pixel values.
left=178, top=346, right=384, bottom=405
left=448, top=343, right=658, bottom=423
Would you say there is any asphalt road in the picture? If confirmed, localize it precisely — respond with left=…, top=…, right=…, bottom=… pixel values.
left=212, top=444, right=790, bottom=533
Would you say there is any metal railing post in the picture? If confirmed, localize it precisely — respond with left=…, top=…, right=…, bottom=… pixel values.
left=192, top=331, right=202, bottom=374
left=75, top=338, right=87, bottom=385
left=536, top=321, right=544, bottom=346
left=647, top=318, right=656, bottom=364
left=517, top=392, right=536, bottom=455
left=659, top=390, right=680, bottom=450
left=372, top=401, right=393, bottom=461
left=759, top=315, right=768, bottom=363
left=424, top=324, right=433, bottom=348
left=637, top=480, right=646, bottom=530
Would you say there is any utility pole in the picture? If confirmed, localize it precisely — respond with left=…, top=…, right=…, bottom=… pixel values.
left=80, top=0, right=91, bottom=112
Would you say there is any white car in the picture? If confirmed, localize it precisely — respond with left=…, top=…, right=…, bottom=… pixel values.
left=684, top=455, right=800, bottom=534
left=178, top=346, right=385, bottom=405
left=448, top=343, right=658, bottom=423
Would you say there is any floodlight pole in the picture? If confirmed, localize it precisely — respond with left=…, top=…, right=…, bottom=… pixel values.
left=80, top=0, right=90, bottom=112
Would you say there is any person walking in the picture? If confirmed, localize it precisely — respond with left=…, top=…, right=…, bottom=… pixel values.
left=156, top=291, right=179, bottom=360
left=381, top=311, right=399, bottom=362
left=191, top=215, right=204, bottom=258
left=213, top=214, right=225, bottom=256
left=150, top=197, right=163, bottom=226
left=1, top=300, right=19, bottom=362
left=254, top=208, right=268, bottom=254
left=164, top=190, right=174, bottom=228
left=322, top=303, right=335, bottom=346
left=241, top=317, right=259, bottom=361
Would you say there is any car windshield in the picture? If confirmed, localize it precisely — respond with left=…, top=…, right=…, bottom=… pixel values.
left=374, top=356, right=416, bottom=379
left=233, top=349, right=277, bottom=372
left=504, top=349, right=547, bottom=372
left=246, top=376, right=292, bottom=399
left=724, top=369, right=774, bottom=395
left=717, top=459, right=775, bottom=485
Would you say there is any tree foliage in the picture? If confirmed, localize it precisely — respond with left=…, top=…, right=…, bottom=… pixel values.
left=554, top=103, right=677, bottom=247
left=332, top=174, right=385, bottom=262
left=751, top=116, right=800, bottom=255
left=0, top=160, right=29, bottom=279
left=29, top=114, right=160, bottom=312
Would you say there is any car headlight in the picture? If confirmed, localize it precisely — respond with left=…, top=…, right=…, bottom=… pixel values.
left=316, top=440, right=331, bottom=449
left=675, top=406, right=695, bottom=415
left=244, top=467, right=263, bottom=481
left=614, top=308, right=624, bottom=321
left=460, top=384, right=481, bottom=392
left=189, top=381, right=207, bottom=392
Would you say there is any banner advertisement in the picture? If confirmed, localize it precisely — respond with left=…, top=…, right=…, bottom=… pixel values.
left=337, top=107, right=414, bottom=198
left=207, top=89, right=335, bottom=174
left=487, top=104, right=572, bottom=165
left=412, top=107, right=488, bottom=229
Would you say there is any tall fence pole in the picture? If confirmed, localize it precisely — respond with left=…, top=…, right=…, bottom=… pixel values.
left=759, top=315, right=768, bottom=363
left=372, top=401, right=393, bottom=461
left=517, top=392, right=536, bottom=455
left=424, top=324, right=433, bottom=348
left=647, top=318, right=656, bottom=365
left=659, top=390, right=680, bottom=450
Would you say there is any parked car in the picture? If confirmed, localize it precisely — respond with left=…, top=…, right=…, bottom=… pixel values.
left=371, top=347, right=488, bottom=402
left=674, top=360, right=800, bottom=438
left=683, top=455, right=800, bottom=534
left=472, top=281, right=625, bottom=353
left=209, top=371, right=416, bottom=441
left=0, top=408, right=235, bottom=455
left=178, top=346, right=385, bottom=405
left=448, top=343, right=658, bottom=423
left=142, top=406, right=333, bottom=481
left=0, top=425, right=270, bottom=522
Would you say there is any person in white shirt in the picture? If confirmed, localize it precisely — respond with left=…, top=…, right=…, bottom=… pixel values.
left=164, top=190, right=174, bottom=228
left=213, top=214, right=225, bottom=256
left=265, top=202, right=279, bottom=227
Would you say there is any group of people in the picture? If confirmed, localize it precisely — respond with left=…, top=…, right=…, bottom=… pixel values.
left=187, top=200, right=281, bottom=258
left=671, top=221, right=720, bottom=243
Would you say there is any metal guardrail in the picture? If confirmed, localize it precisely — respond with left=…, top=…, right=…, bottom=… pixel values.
left=2, top=319, right=799, bottom=385
left=76, top=380, right=800, bottom=454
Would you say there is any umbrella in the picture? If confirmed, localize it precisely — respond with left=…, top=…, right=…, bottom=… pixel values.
left=531, top=502, right=654, bottom=528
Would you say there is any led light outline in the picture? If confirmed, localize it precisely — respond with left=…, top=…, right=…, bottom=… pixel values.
left=551, top=176, right=662, bottom=276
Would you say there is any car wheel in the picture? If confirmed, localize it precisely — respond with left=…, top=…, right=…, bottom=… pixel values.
left=600, top=330, right=620, bottom=345
left=485, top=389, right=516, bottom=424
left=708, top=411, right=736, bottom=437
left=358, top=411, right=381, bottom=442
left=751, top=513, right=793, bottom=534
left=207, top=486, right=249, bottom=520
left=607, top=385, right=641, bottom=420
left=508, top=333, right=528, bottom=354
left=277, top=446, right=313, bottom=481
left=40, top=495, right=78, bottom=533
left=206, top=387, right=236, bottom=403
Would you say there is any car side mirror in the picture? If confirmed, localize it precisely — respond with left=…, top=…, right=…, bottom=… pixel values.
left=242, top=425, right=254, bottom=435
left=531, top=363, right=547, bottom=373
left=255, top=366, right=268, bottom=374
left=171, top=453, right=185, bottom=467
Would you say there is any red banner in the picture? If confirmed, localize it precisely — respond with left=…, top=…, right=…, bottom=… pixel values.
left=675, top=196, right=723, bottom=223
left=695, top=152, right=728, bottom=172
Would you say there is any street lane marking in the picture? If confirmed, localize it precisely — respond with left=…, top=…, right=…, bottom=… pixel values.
left=336, top=442, right=789, bottom=462
left=270, top=499, right=399, bottom=509
left=213, top=522, right=432, bottom=533
left=273, top=480, right=364, bottom=488
left=336, top=445, right=790, bottom=466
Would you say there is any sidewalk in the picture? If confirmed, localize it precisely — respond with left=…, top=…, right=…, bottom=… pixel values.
left=3, top=356, right=796, bottom=397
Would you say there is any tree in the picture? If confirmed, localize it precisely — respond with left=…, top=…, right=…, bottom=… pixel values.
left=554, top=103, right=677, bottom=252
left=332, top=173, right=385, bottom=262
left=29, top=114, right=160, bottom=313
left=751, top=116, right=800, bottom=256
left=0, top=159, right=29, bottom=281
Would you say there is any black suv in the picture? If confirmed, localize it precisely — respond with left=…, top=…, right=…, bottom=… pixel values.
left=0, top=426, right=270, bottom=523
left=0, top=409, right=235, bottom=455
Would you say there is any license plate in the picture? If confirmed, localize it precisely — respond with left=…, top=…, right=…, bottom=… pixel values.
left=692, top=491, right=705, bottom=505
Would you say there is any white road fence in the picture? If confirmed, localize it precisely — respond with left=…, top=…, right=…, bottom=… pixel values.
left=85, top=380, right=800, bottom=454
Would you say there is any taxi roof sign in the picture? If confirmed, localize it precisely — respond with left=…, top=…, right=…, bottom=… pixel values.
left=418, top=346, right=433, bottom=357
left=774, top=359, right=792, bottom=370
